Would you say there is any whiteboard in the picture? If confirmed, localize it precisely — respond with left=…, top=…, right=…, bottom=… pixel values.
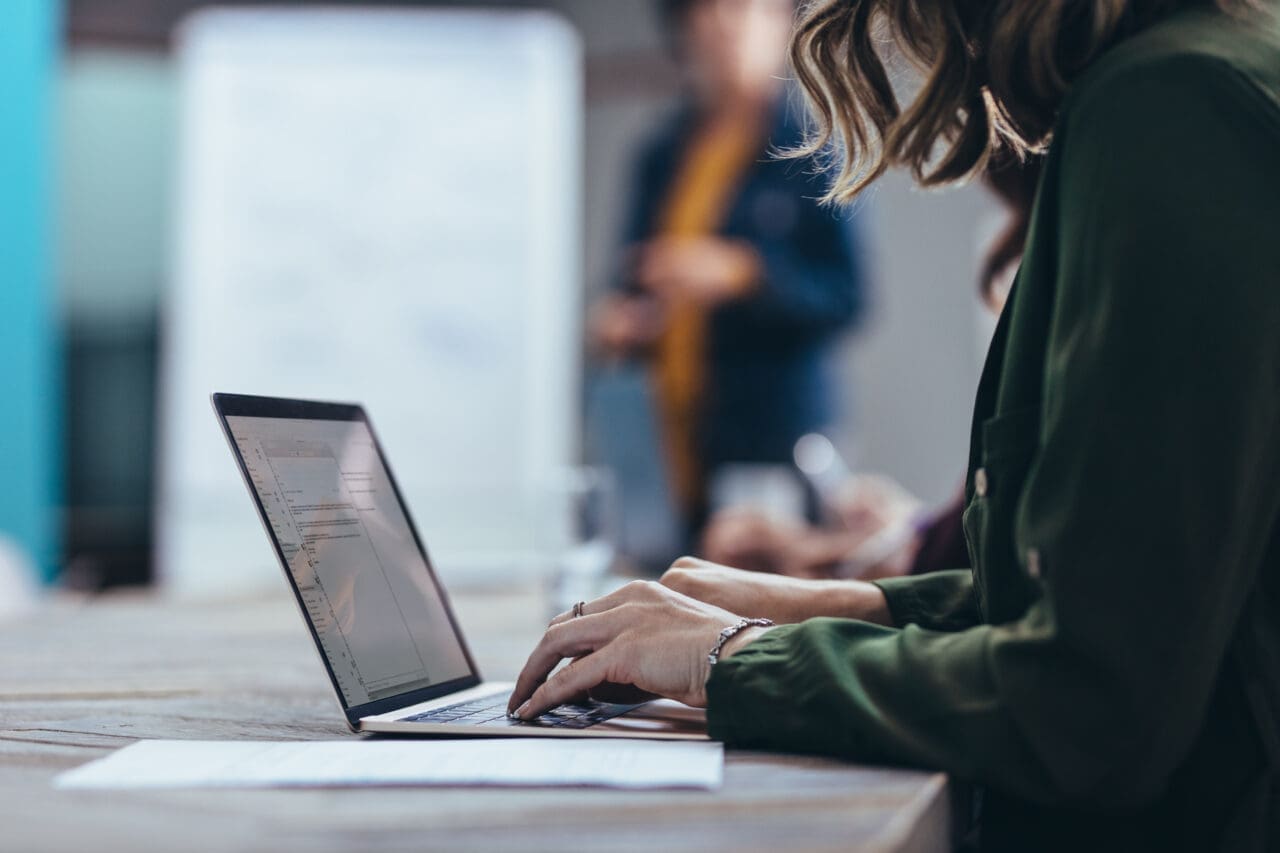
left=158, top=8, right=582, bottom=596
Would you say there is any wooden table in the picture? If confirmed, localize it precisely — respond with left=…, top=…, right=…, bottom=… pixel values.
left=0, top=584, right=951, bottom=852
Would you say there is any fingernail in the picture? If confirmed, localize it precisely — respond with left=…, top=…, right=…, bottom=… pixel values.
left=515, top=701, right=532, bottom=719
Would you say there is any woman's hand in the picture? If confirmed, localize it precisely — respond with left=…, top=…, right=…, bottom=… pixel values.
left=589, top=293, right=666, bottom=358
left=661, top=557, right=894, bottom=626
left=631, top=236, right=760, bottom=307
left=507, top=580, right=752, bottom=720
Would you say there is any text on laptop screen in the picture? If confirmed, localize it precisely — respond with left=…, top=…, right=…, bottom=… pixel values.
left=226, top=415, right=472, bottom=705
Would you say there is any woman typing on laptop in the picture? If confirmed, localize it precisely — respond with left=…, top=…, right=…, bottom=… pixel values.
left=509, top=1, right=1280, bottom=850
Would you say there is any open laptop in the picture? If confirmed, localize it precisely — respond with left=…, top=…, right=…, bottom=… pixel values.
left=212, top=393, right=707, bottom=739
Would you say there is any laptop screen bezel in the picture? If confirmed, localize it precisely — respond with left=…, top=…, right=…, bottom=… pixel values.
left=211, top=392, right=484, bottom=726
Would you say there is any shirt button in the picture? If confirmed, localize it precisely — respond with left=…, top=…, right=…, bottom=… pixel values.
left=974, top=468, right=989, bottom=497
left=1026, top=548, right=1042, bottom=579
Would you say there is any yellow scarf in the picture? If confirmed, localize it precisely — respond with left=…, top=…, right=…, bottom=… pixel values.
left=652, top=114, right=763, bottom=515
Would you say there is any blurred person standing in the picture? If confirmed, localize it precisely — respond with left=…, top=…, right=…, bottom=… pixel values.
left=593, top=0, right=864, bottom=547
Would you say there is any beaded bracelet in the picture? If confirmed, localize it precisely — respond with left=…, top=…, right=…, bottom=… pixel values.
left=707, top=618, right=775, bottom=667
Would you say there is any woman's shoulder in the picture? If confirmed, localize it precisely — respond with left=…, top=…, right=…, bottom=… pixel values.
left=1062, top=7, right=1280, bottom=132
left=1037, top=9, right=1280, bottom=328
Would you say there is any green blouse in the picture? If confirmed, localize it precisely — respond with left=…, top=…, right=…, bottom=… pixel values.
left=706, top=9, right=1280, bottom=851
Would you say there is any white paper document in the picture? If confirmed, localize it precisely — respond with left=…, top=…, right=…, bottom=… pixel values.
left=55, top=739, right=724, bottom=791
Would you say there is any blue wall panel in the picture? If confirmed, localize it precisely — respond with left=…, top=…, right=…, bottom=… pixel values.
left=0, top=0, right=61, bottom=581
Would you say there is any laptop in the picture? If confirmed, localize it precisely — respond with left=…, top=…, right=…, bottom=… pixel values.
left=212, top=393, right=707, bottom=739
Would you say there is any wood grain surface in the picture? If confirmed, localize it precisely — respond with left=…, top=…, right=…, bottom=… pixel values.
left=0, top=584, right=951, bottom=852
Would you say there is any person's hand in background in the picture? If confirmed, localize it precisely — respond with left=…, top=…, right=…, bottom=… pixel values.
left=631, top=235, right=760, bottom=307
left=829, top=474, right=921, bottom=540
left=700, top=474, right=925, bottom=580
left=589, top=292, right=667, bottom=359
left=589, top=235, right=762, bottom=357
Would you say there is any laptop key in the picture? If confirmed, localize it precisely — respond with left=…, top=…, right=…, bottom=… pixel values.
left=401, top=692, right=513, bottom=723
left=403, top=697, right=642, bottom=728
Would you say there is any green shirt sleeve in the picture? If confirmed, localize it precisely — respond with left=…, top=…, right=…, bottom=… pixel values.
left=707, top=55, right=1280, bottom=809
left=873, top=569, right=980, bottom=632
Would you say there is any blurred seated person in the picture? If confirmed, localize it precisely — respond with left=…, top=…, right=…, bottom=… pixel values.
left=702, top=473, right=933, bottom=578
left=592, top=0, right=864, bottom=544
left=701, top=156, right=1042, bottom=580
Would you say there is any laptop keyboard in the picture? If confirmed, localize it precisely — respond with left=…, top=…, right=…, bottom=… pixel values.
left=399, top=693, right=641, bottom=729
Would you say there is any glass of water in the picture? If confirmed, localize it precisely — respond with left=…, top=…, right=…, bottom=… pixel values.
left=543, top=466, right=620, bottom=618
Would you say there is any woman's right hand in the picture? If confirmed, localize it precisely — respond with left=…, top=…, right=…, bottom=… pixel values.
left=660, top=557, right=893, bottom=626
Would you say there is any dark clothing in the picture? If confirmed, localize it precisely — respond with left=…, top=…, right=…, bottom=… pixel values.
left=620, top=100, right=864, bottom=474
left=707, top=10, right=1280, bottom=852
left=909, top=493, right=969, bottom=577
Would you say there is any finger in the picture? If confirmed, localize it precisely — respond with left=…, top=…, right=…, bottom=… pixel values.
left=514, top=652, right=617, bottom=720
left=508, top=612, right=616, bottom=713
left=547, top=579, right=658, bottom=628
left=548, top=599, right=603, bottom=629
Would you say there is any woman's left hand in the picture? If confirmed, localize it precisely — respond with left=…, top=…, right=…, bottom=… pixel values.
left=632, top=236, right=760, bottom=307
left=506, top=580, right=751, bottom=720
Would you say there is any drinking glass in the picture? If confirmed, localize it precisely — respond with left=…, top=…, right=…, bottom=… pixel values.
left=543, top=467, right=620, bottom=618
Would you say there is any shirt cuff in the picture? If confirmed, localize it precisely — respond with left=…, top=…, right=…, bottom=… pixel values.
left=705, top=623, right=802, bottom=745
left=872, top=570, right=979, bottom=632
left=704, top=617, right=902, bottom=753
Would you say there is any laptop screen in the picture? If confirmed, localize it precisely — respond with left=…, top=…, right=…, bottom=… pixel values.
left=222, top=407, right=475, bottom=710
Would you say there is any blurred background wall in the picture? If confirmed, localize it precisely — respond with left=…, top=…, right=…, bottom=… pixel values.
left=42, top=0, right=997, bottom=590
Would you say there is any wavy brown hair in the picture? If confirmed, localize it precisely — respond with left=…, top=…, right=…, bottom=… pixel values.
left=789, top=0, right=1259, bottom=203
